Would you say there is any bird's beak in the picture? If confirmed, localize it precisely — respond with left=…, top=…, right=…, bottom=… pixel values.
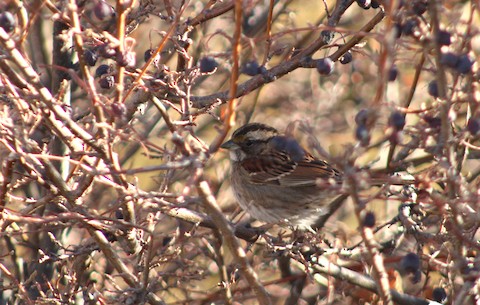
left=220, top=139, right=236, bottom=149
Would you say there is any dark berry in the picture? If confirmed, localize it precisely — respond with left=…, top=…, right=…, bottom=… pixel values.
left=412, top=1, right=427, bottom=15
left=423, top=115, right=442, bottom=128
left=371, top=0, right=381, bottom=8
left=401, top=253, right=421, bottom=274
left=432, top=287, right=447, bottom=303
left=162, top=236, right=173, bottom=246
left=83, top=49, right=98, bottom=66
left=402, top=19, right=418, bottom=36
left=388, top=65, right=398, bottom=81
left=144, top=49, right=153, bottom=62
left=104, top=231, right=117, bottom=242
left=115, top=209, right=124, bottom=219
left=199, top=56, right=218, bottom=73
left=99, top=75, right=115, bottom=89
left=440, top=52, right=459, bottom=68
left=428, top=80, right=439, bottom=98
left=95, top=64, right=110, bottom=77
left=436, top=30, right=452, bottom=46
left=363, top=211, right=375, bottom=228
left=467, top=117, right=480, bottom=135
left=356, top=0, right=371, bottom=9
left=355, top=124, right=371, bottom=147
left=0, top=11, right=15, bottom=33
left=339, top=51, right=353, bottom=64
left=111, top=102, right=126, bottom=117
left=321, top=30, right=334, bottom=44
left=144, top=49, right=155, bottom=62
left=94, top=0, right=114, bottom=20
left=389, top=111, right=406, bottom=130
left=456, top=54, right=474, bottom=74
left=316, top=58, right=334, bottom=75
left=355, top=109, right=371, bottom=126
left=241, top=60, right=262, bottom=76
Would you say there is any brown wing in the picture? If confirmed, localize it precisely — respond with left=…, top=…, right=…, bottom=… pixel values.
left=240, top=150, right=341, bottom=187
left=280, top=159, right=341, bottom=186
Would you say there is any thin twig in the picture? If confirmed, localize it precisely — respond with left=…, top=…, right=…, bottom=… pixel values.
left=197, top=179, right=271, bottom=305
left=114, top=0, right=136, bottom=103
left=208, top=0, right=244, bottom=153
left=348, top=175, right=393, bottom=305
left=291, top=256, right=441, bottom=305
left=169, top=9, right=385, bottom=109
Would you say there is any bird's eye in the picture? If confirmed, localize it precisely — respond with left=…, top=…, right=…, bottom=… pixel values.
left=244, top=140, right=254, bottom=146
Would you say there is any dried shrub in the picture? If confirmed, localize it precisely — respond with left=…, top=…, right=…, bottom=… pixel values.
left=0, top=0, right=479, bottom=304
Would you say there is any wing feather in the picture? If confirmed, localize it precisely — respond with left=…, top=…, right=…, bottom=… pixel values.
left=240, top=150, right=341, bottom=187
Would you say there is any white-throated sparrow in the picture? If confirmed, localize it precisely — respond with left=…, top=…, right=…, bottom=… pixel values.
left=221, top=123, right=343, bottom=230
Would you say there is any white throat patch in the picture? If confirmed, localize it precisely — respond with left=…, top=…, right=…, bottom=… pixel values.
left=230, top=149, right=246, bottom=161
